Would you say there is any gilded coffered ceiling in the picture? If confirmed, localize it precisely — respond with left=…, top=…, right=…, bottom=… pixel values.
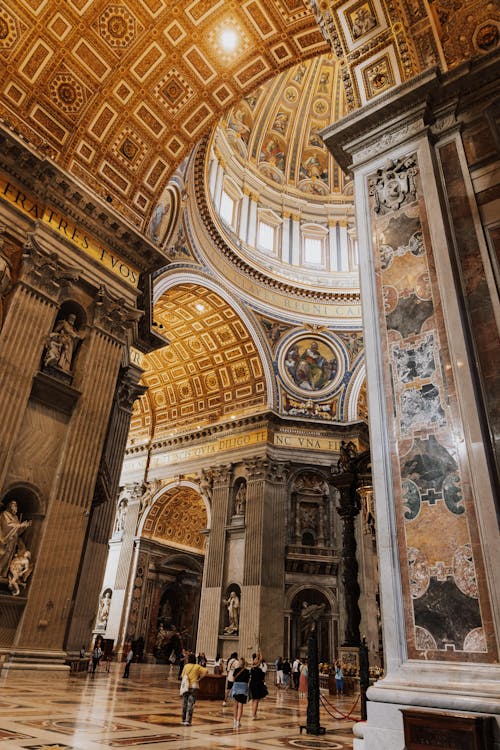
left=142, top=485, right=207, bottom=552
left=0, top=0, right=329, bottom=229
left=1, top=0, right=495, bottom=232
left=129, top=282, right=267, bottom=442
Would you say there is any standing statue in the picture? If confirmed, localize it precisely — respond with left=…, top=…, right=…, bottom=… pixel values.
left=0, top=499, right=32, bottom=580
left=44, top=313, right=83, bottom=373
left=96, top=590, right=111, bottom=627
left=299, top=601, right=326, bottom=645
left=223, top=590, right=240, bottom=634
left=234, top=483, right=246, bottom=516
left=113, top=498, right=128, bottom=533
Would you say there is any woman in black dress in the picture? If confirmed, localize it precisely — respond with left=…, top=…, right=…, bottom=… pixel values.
left=250, top=651, right=268, bottom=720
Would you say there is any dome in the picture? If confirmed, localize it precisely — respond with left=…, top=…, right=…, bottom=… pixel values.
left=202, top=55, right=358, bottom=298
left=221, top=54, right=347, bottom=199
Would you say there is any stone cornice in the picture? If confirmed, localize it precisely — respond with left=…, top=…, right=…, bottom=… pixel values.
left=321, top=53, right=500, bottom=172
left=0, top=126, right=166, bottom=275
left=125, top=410, right=369, bottom=457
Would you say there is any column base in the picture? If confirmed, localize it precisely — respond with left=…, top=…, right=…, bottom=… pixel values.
left=353, top=665, right=500, bottom=750
left=1, top=648, right=71, bottom=672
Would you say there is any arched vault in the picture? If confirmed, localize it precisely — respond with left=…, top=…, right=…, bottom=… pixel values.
left=129, top=279, right=270, bottom=443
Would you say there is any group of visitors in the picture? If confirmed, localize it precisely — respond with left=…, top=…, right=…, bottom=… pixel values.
left=180, top=649, right=269, bottom=729
left=275, top=655, right=309, bottom=695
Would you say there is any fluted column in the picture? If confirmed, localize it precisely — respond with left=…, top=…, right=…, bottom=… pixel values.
left=291, top=213, right=300, bottom=265
left=10, top=287, right=137, bottom=658
left=196, top=465, right=231, bottom=658
left=328, top=218, right=337, bottom=271
left=0, top=237, right=78, bottom=490
left=282, top=211, right=291, bottom=263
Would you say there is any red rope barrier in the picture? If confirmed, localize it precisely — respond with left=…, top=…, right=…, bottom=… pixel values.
left=320, top=692, right=360, bottom=720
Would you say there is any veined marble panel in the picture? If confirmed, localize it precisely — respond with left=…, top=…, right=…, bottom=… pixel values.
left=368, top=153, right=495, bottom=661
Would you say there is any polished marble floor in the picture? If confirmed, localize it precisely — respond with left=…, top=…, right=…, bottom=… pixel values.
left=0, top=662, right=358, bottom=749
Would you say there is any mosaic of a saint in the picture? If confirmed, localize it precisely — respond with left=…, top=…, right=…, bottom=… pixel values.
left=284, top=339, right=337, bottom=391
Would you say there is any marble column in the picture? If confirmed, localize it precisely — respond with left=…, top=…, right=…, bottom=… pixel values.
left=6, top=286, right=138, bottom=666
left=239, top=458, right=288, bottom=661
left=322, top=57, right=500, bottom=749
left=196, top=465, right=231, bottom=659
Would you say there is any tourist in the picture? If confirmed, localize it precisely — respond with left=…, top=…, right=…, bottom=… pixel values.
left=275, top=656, right=283, bottom=688
left=250, top=652, right=268, bottom=720
left=282, top=657, right=291, bottom=689
left=334, top=659, right=344, bottom=696
left=214, top=653, right=224, bottom=674
left=180, top=653, right=207, bottom=726
left=230, top=657, right=250, bottom=729
left=299, top=658, right=308, bottom=697
left=91, top=639, right=103, bottom=674
left=223, top=651, right=239, bottom=706
left=123, top=646, right=134, bottom=678
left=292, top=656, right=301, bottom=689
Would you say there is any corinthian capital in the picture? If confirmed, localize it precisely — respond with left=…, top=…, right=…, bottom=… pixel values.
left=266, top=460, right=290, bottom=483
left=243, top=456, right=268, bottom=480
left=21, top=235, right=79, bottom=301
left=92, top=285, right=142, bottom=342
left=211, top=464, right=232, bottom=486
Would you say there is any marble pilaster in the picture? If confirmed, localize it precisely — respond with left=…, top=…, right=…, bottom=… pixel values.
left=6, top=287, right=137, bottom=664
left=239, top=458, right=288, bottom=660
left=196, top=465, right=231, bottom=658
left=0, top=237, right=78, bottom=492
left=322, top=56, right=500, bottom=749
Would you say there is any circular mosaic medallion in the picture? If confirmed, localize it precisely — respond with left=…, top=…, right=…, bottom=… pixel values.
left=280, top=335, right=342, bottom=397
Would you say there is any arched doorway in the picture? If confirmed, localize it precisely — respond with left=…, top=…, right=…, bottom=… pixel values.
left=290, top=588, right=333, bottom=663
left=151, top=554, right=204, bottom=661
left=130, top=483, right=208, bottom=661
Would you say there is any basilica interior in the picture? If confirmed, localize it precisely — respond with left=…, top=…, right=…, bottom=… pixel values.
left=0, top=1, right=498, bottom=749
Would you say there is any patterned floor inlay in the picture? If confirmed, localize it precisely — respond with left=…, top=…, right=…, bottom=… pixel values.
left=101, top=735, right=183, bottom=746
left=0, top=727, right=35, bottom=740
left=0, top=663, right=356, bottom=750
left=18, top=718, right=133, bottom=735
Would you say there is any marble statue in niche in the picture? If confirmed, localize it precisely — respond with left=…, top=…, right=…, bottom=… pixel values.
left=43, top=313, right=84, bottom=374
left=113, top=497, right=128, bottom=534
left=96, top=589, right=112, bottom=628
left=223, top=590, right=240, bottom=634
left=234, top=481, right=246, bottom=516
left=0, top=499, right=32, bottom=589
